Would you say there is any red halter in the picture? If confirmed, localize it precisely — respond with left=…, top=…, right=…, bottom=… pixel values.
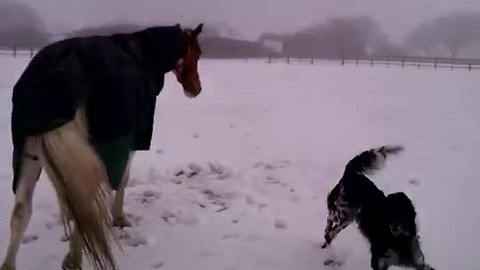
left=173, top=34, right=199, bottom=81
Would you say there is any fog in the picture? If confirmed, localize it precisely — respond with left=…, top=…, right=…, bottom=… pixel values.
left=4, top=0, right=480, bottom=41
left=2, top=0, right=480, bottom=58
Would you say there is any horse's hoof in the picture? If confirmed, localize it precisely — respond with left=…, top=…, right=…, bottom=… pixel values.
left=113, top=214, right=132, bottom=228
left=62, top=253, right=82, bottom=270
left=0, top=263, right=15, bottom=270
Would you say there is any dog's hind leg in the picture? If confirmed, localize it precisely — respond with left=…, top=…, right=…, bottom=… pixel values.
left=112, top=153, right=133, bottom=228
left=1, top=143, right=42, bottom=270
left=370, top=247, right=391, bottom=270
left=411, top=237, right=435, bottom=270
left=371, top=255, right=389, bottom=270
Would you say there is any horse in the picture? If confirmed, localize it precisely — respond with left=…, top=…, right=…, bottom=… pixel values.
left=1, top=23, right=203, bottom=270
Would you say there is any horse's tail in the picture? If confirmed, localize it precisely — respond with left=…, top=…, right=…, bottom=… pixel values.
left=32, top=110, right=117, bottom=270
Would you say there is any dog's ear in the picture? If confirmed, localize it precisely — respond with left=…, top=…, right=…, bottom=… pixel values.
left=192, top=23, right=203, bottom=38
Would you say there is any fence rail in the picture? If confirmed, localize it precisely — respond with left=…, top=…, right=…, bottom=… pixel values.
left=0, top=47, right=36, bottom=58
left=341, top=55, right=480, bottom=71
left=247, top=55, right=480, bottom=71
left=2, top=46, right=480, bottom=71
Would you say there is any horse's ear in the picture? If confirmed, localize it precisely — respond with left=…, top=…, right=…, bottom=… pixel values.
left=192, top=23, right=203, bottom=37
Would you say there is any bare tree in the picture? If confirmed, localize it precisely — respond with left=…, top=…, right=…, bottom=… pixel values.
left=0, top=2, right=50, bottom=47
left=279, top=16, right=388, bottom=58
left=405, top=23, right=438, bottom=56
left=435, top=12, right=480, bottom=57
left=406, top=12, right=480, bottom=58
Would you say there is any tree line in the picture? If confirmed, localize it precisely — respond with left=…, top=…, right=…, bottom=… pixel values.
left=2, top=2, right=480, bottom=59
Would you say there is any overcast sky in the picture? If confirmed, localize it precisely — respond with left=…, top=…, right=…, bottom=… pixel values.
left=6, top=0, right=480, bottom=42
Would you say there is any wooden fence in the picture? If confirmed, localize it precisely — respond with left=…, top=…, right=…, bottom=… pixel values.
left=0, top=47, right=36, bottom=58
left=341, top=55, right=480, bottom=71
left=247, top=55, right=480, bottom=71
left=2, top=47, right=480, bottom=71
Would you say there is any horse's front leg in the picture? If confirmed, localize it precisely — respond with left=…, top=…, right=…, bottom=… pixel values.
left=112, top=153, right=134, bottom=228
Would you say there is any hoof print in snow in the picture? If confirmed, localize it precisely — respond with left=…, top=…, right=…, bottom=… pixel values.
left=192, top=133, right=200, bottom=138
left=274, top=219, right=288, bottom=230
left=254, top=162, right=276, bottom=170
left=161, top=210, right=178, bottom=225
left=245, top=233, right=261, bottom=242
left=147, top=167, right=162, bottom=183
left=180, top=214, right=200, bottom=226
left=152, top=261, right=165, bottom=269
left=128, top=177, right=144, bottom=187
left=409, top=178, right=420, bottom=186
left=202, top=189, right=230, bottom=211
left=323, top=258, right=343, bottom=267
left=134, top=190, right=161, bottom=205
left=118, top=229, right=147, bottom=247
left=221, top=233, right=242, bottom=240
left=208, top=162, right=233, bottom=180
left=172, top=163, right=203, bottom=183
left=22, top=234, right=39, bottom=244
left=156, top=149, right=163, bottom=154
left=194, top=249, right=213, bottom=257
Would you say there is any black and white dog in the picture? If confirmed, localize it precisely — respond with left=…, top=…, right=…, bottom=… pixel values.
left=321, top=145, right=435, bottom=270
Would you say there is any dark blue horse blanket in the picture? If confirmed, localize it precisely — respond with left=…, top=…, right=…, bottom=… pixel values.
left=11, top=25, right=187, bottom=191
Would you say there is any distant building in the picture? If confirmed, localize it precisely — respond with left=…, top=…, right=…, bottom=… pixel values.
left=262, top=39, right=283, bottom=54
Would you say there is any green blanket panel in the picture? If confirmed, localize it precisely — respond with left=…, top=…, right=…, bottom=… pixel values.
left=92, top=134, right=133, bottom=190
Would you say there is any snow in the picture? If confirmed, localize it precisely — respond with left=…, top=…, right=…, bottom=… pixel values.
left=1, top=57, right=480, bottom=270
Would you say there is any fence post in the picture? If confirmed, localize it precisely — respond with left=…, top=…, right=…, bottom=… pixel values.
left=30, top=48, right=34, bottom=58
left=469, top=63, right=472, bottom=71
left=341, top=55, right=345, bottom=66
left=418, top=60, right=420, bottom=68
left=13, top=46, right=17, bottom=58
left=370, top=58, right=373, bottom=67
left=402, top=57, right=405, bottom=68
left=287, top=57, right=290, bottom=64
left=268, top=56, right=271, bottom=64
left=386, top=60, right=389, bottom=67
left=310, top=58, right=314, bottom=65
left=355, top=56, right=359, bottom=66
left=434, top=60, right=437, bottom=70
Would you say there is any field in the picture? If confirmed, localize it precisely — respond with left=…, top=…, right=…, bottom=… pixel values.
left=0, top=58, right=479, bottom=269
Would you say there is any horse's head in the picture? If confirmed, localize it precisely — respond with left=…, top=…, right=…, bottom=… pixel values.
left=173, top=24, right=203, bottom=98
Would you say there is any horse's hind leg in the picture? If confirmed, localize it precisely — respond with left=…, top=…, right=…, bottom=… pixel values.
left=1, top=148, right=42, bottom=270
left=62, top=225, right=83, bottom=270
left=112, top=153, right=133, bottom=228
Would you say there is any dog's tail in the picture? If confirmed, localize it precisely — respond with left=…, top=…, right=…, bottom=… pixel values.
left=344, top=145, right=404, bottom=176
left=32, top=110, right=117, bottom=270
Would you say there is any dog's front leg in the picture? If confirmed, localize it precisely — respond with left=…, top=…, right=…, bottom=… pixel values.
left=321, top=210, right=354, bottom=248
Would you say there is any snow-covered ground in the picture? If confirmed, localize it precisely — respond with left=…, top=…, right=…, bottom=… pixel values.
left=0, top=58, right=479, bottom=270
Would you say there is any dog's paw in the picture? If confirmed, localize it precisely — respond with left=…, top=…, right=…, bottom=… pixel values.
left=321, top=242, right=330, bottom=249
